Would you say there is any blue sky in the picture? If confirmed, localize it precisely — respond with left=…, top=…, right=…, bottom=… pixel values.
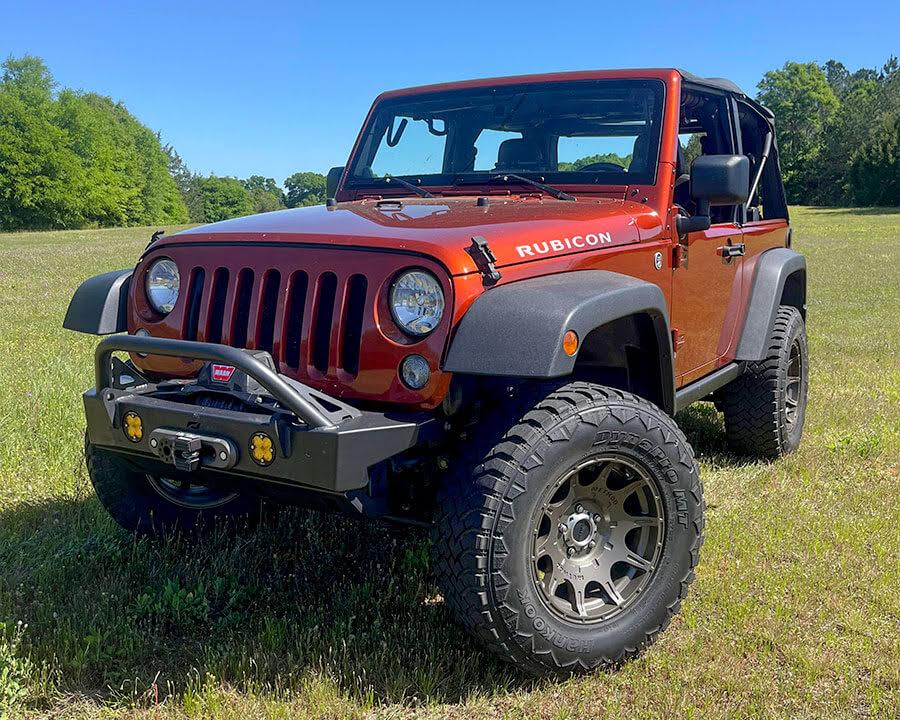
left=4, top=0, right=897, bottom=183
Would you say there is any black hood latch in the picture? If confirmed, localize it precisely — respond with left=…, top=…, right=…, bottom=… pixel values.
left=466, top=235, right=502, bottom=287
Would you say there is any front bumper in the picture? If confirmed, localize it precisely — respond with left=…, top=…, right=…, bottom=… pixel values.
left=85, top=336, right=430, bottom=493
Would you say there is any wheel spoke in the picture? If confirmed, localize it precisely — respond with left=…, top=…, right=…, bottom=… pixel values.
left=602, top=577, right=625, bottom=607
left=546, top=478, right=575, bottom=508
left=604, top=534, right=653, bottom=570
left=534, top=530, right=562, bottom=562
left=611, top=477, right=643, bottom=505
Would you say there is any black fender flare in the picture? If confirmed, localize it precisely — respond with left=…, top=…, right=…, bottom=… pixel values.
left=63, top=269, right=132, bottom=335
left=735, top=248, right=806, bottom=362
left=443, top=270, right=674, bottom=413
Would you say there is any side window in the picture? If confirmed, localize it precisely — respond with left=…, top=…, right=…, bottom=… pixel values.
left=474, top=129, right=522, bottom=170
left=369, top=117, right=446, bottom=177
left=678, top=91, right=736, bottom=224
left=738, top=103, right=787, bottom=220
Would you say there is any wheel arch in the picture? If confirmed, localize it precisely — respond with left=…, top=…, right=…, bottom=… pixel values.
left=63, top=269, right=133, bottom=335
left=443, top=271, right=675, bottom=414
left=735, top=248, right=806, bottom=362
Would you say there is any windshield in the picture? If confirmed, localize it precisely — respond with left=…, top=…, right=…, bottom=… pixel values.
left=348, top=79, right=665, bottom=192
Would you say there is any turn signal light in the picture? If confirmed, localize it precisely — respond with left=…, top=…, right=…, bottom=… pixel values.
left=563, top=330, right=579, bottom=357
left=249, top=433, right=275, bottom=466
left=123, top=412, right=143, bottom=442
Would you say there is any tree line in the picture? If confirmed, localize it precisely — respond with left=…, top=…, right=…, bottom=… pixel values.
left=0, top=56, right=327, bottom=232
left=758, top=57, right=899, bottom=206
left=1, top=54, right=897, bottom=232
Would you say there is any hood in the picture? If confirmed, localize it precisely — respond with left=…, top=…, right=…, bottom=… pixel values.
left=156, top=196, right=665, bottom=275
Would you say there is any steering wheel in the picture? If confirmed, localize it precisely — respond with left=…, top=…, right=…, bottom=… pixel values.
left=575, top=162, right=627, bottom=172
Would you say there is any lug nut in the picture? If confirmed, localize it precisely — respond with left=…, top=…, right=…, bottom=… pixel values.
left=575, top=504, right=584, bottom=513
left=589, top=540, right=596, bottom=549
left=594, top=513, right=601, bottom=523
left=567, top=547, right=575, bottom=557
left=558, top=523, right=567, bottom=534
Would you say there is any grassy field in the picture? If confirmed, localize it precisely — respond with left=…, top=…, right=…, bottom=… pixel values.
left=0, top=208, right=898, bottom=719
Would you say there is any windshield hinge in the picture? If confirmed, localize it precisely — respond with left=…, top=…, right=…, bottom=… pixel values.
left=466, top=235, right=502, bottom=287
left=146, top=229, right=165, bottom=249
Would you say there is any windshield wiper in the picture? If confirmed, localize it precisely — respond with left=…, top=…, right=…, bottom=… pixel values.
left=492, top=173, right=576, bottom=201
left=383, top=174, right=434, bottom=198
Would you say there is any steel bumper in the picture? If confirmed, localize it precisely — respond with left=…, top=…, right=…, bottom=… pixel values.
left=84, top=336, right=429, bottom=493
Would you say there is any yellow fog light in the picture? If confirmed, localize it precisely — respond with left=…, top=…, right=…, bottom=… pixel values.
left=123, top=412, right=143, bottom=442
left=249, top=433, right=275, bottom=466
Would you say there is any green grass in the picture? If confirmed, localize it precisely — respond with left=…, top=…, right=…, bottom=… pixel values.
left=1, top=208, right=898, bottom=719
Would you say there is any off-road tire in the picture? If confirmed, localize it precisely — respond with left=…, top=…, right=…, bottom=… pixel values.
left=432, top=382, right=704, bottom=675
left=722, top=305, right=808, bottom=459
left=86, top=440, right=260, bottom=536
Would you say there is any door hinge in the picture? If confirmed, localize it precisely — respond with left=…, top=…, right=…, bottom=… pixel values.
left=673, top=242, right=689, bottom=269
left=672, top=328, right=686, bottom=352
left=467, top=235, right=502, bottom=287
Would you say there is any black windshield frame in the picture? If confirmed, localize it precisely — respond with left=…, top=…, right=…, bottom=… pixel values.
left=347, top=79, right=666, bottom=192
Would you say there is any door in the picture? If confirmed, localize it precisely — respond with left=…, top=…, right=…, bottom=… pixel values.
left=671, top=223, right=743, bottom=383
left=670, top=88, right=744, bottom=384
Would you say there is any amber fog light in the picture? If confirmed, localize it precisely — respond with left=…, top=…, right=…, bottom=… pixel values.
left=249, top=433, right=275, bottom=466
left=400, top=354, right=430, bottom=389
left=123, top=412, right=143, bottom=442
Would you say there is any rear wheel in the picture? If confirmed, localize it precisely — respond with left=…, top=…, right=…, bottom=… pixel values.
left=722, top=305, right=809, bottom=458
left=432, top=382, right=704, bottom=675
left=86, top=440, right=260, bottom=536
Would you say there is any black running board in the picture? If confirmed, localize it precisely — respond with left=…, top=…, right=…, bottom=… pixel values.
left=674, top=362, right=745, bottom=413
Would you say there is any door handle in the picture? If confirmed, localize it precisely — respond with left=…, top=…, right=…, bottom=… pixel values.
left=717, top=242, right=745, bottom=261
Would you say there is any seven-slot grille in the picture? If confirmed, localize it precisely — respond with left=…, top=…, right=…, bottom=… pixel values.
left=181, top=264, right=368, bottom=378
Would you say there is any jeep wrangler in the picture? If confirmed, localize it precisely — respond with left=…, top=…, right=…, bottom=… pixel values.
left=65, top=69, right=808, bottom=675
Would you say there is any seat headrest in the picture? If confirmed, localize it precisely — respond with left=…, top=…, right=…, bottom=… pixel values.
left=495, top=138, right=543, bottom=171
left=630, top=134, right=650, bottom=172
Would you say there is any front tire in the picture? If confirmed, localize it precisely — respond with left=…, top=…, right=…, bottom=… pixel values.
left=432, top=382, right=704, bottom=675
left=86, top=441, right=260, bottom=536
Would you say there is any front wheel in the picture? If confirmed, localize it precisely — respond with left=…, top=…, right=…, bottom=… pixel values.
left=432, top=382, right=704, bottom=675
left=86, top=440, right=261, bottom=536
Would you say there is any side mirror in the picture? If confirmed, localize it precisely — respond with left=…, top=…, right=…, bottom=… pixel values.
left=676, top=154, right=750, bottom=236
left=326, top=166, right=345, bottom=199
left=690, top=154, right=750, bottom=207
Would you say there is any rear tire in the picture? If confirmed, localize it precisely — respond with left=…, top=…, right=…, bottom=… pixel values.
left=722, top=305, right=808, bottom=459
left=432, top=382, right=704, bottom=675
left=86, top=440, right=260, bottom=536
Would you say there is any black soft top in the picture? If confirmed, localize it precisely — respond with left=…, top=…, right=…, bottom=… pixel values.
left=677, top=69, right=774, bottom=121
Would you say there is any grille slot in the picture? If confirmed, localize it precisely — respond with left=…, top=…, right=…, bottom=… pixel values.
left=232, top=268, right=254, bottom=348
left=284, top=271, right=309, bottom=369
left=341, top=274, right=367, bottom=376
left=258, top=271, right=281, bottom=354
left=182, top=261, right=369, bottom=381
left=207, top=268, right=229, bottom=343
left=312, top=272, right=337, bottom=372
left=184, top=268, right=205, bottom=341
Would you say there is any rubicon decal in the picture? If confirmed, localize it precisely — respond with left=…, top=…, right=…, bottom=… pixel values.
left=516, top=231, right=613, bottom=258
left=211, top=364, right=236, bottom=383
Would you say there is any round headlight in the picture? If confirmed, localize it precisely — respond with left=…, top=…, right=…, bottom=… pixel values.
left=390, top=270, right=444, bottom=336
left=145, top=259, right=180, bottom=315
